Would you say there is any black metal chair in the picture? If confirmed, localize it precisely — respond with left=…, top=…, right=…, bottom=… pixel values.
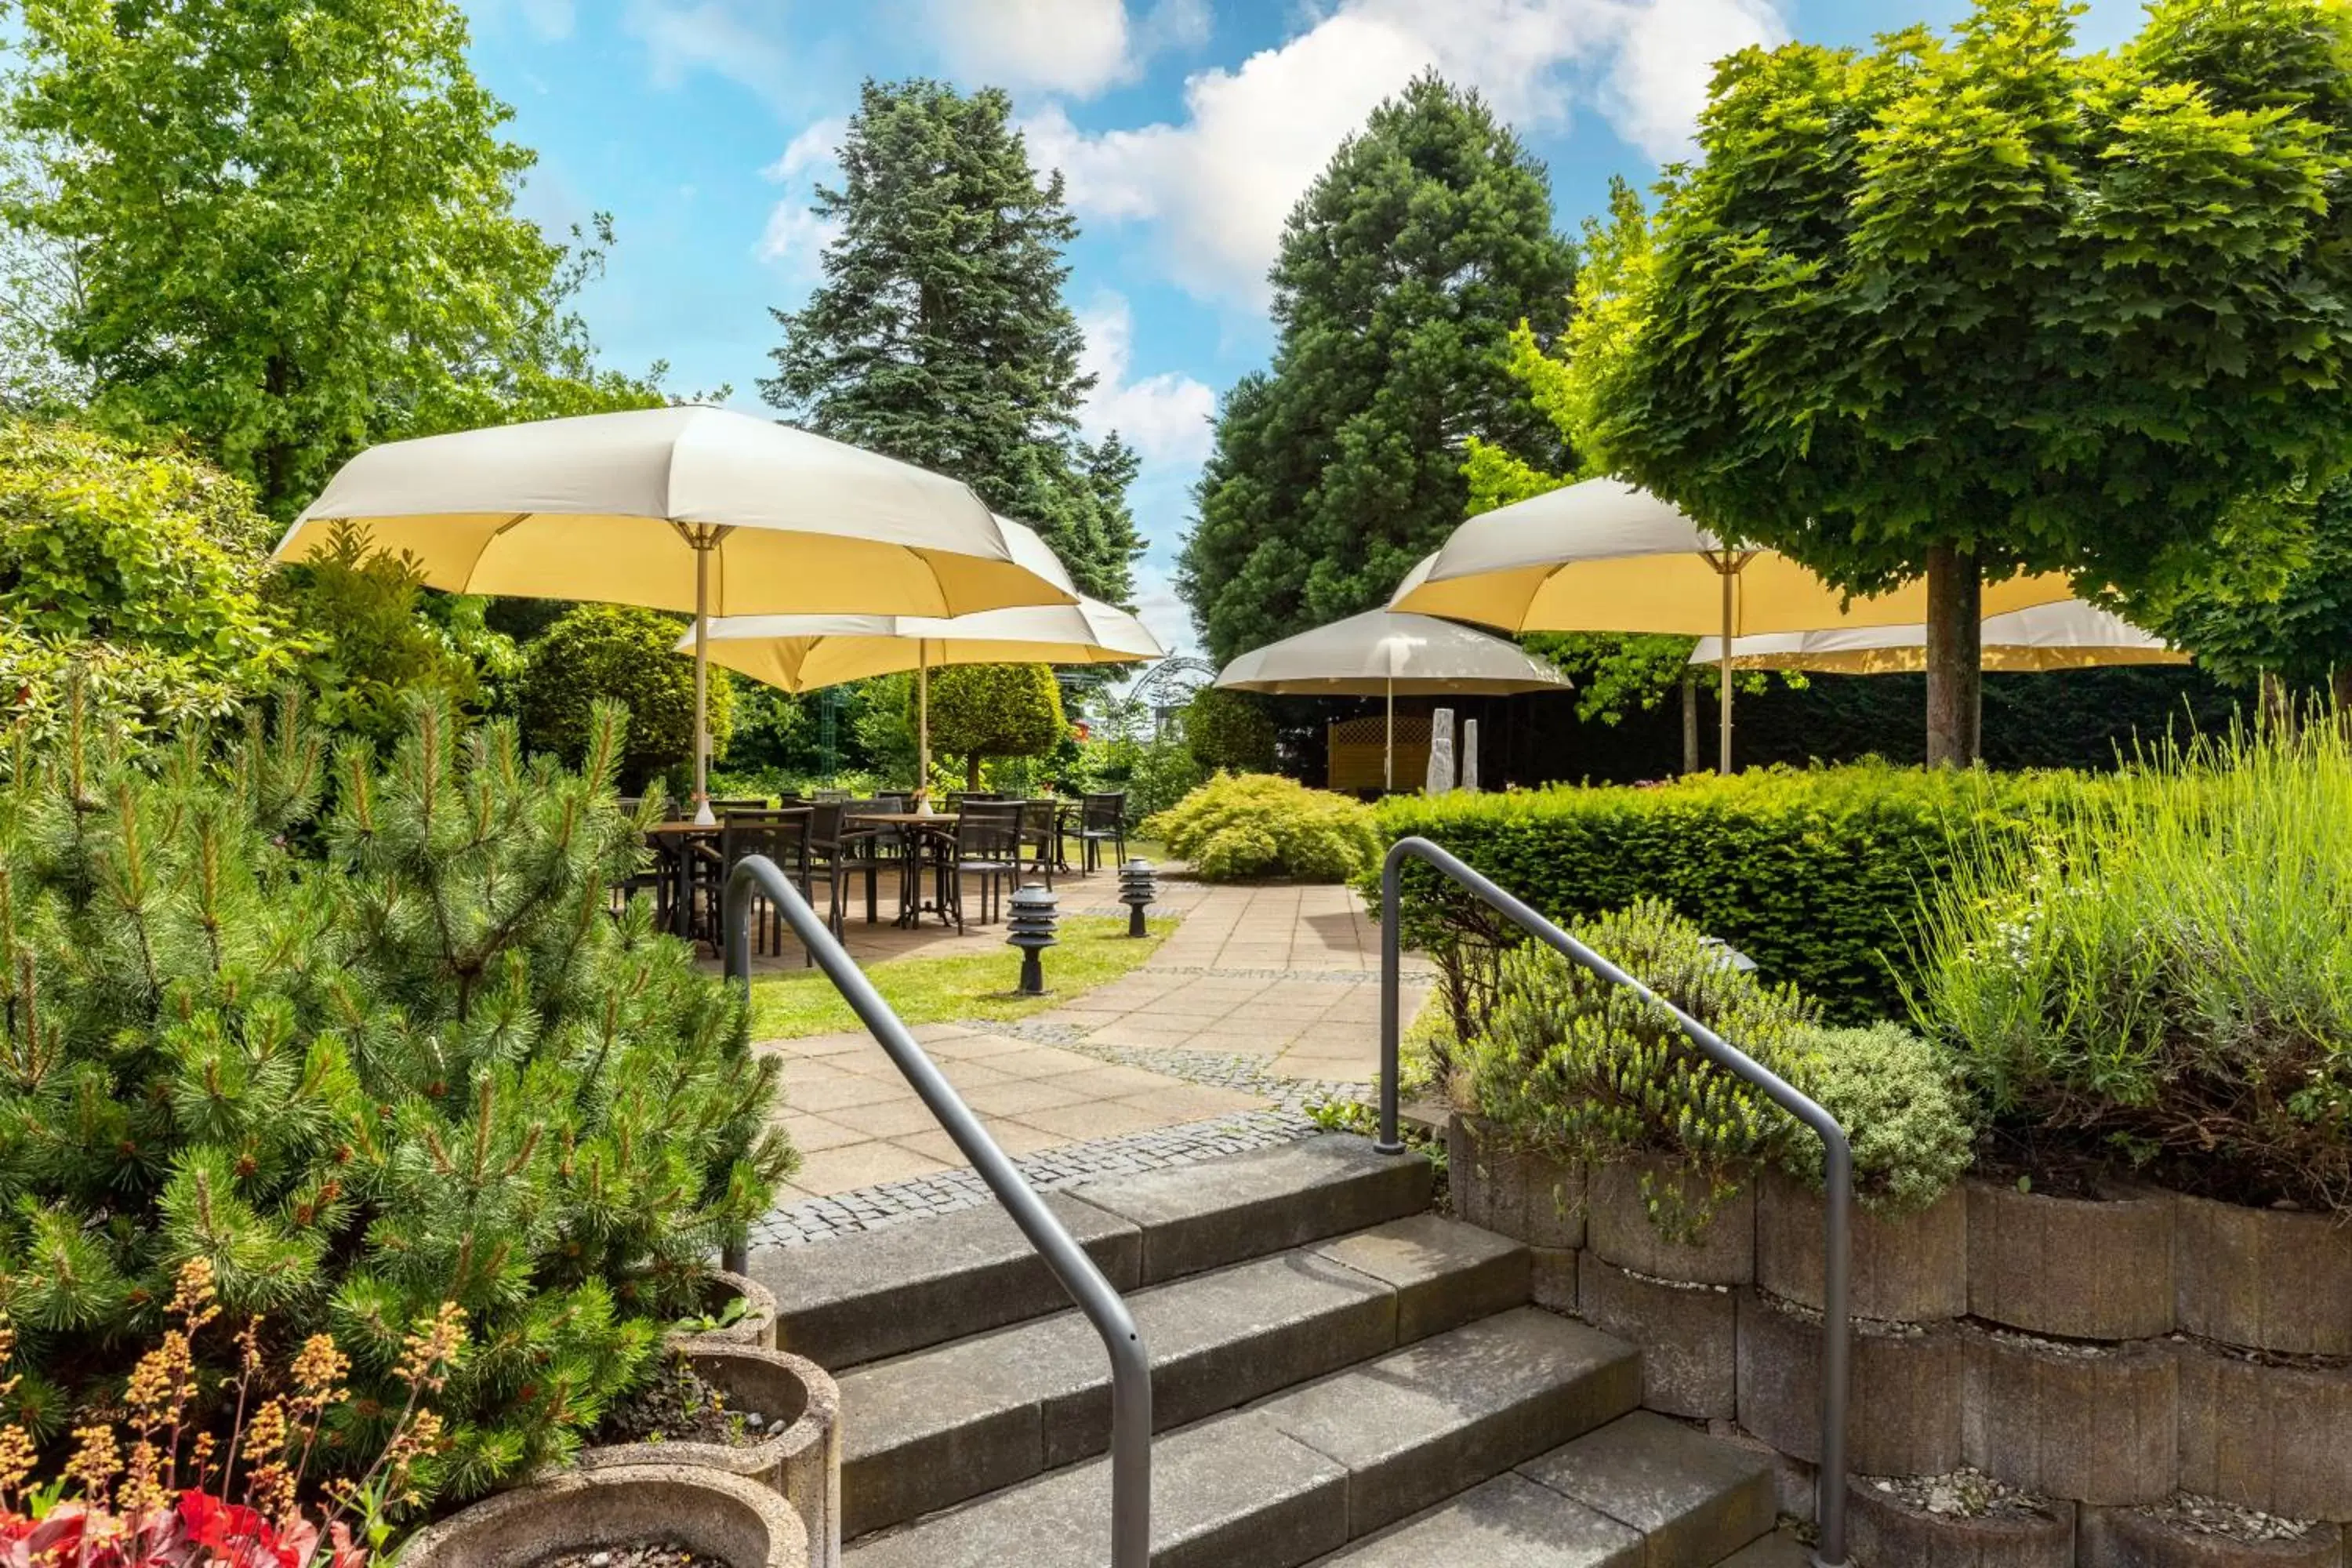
left=946, top=790, right=1003, bottom=813
left=710, top=809, right=814, bottom=962
left=939, top=800, right=1025, bottom=931
left=1017, top=798, right=1059, bottom=889
left=1076, top=791, right=1127, bottom=873
left=808, top=800, right=900, bottom=932
left=813, top=787, right=851, bottom=803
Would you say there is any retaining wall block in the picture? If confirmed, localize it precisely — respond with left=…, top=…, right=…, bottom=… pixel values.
left=1530, top=1246, right=1578, bottom=1312
left=1757, top=1168, right=1968, bottom=1323
left=2176, top=1343, right=2352, bottom=1523
left=1578, top=1256, right=1737, bottom=1420
left=2080, top=1507, right=2346, bottom=1568
left=1964, top=1329, right=2176, bottom=1507
left=1735, top=1290, right=1965, bottom=1475
left=1588, top=1153, right=1755, bottom=1287
left=1447, top=1116, right=1584, bottom=1250
left=1968, top=1181, right=2176, bottom=1341
left=1847, top=1483, right=2075, bottom=1568
left=2173, top=1195, right=2352, bottom=1358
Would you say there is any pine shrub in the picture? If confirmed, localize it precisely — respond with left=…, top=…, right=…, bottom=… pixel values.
left=1142, top=773, right=1378, bottom=882
left=0, top=684, right=789, bottom=1506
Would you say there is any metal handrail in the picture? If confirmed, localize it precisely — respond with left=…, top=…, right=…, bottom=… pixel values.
left=1377, top=837, right=1853, bottom=1568
left=722, top=855, right=1152, bottom=1568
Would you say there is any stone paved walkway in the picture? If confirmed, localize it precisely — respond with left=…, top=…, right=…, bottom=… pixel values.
left=753, top=873, right=1436, bottom=1243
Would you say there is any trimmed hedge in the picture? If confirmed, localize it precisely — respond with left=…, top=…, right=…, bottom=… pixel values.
left=1369, top=764, right=2098, bottom=1023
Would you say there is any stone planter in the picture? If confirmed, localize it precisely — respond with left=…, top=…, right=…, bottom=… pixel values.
left=2173, top=1194, right=2352, bottom=1357
left=1756, top=1167, right=1967, bottom=1323
left=1847, top=1483, right=2075, bottom=1568
left=2080, top=1507, right=2347, bottom=1567
left=666, top=1268, right=780, bottom=1353
left=578, top=1346, right=842, bottom=1567
left=399, top=1465, right=808, bottom=1568
left=1963, top=1329, right=2177, bottom=1507
left=1446, top=1115, right=1585, bottom=1249
left=1968, top=1180, right=2175, bottom=1341
left=1578, top=1256, right=1736, bottom=1419
left=1735, top=1289, right=1965, bottom=1475
left=1588, top=1153, right=1754, bottom=1287
left=2175, top=1344, right=2352, bottom=1522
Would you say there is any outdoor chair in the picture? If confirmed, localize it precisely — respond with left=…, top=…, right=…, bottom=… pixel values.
left=809, top=800, right=900, bottom=932
left=946, top=790, right=1004, bottom=812
left=709, top=808, right=814, bottom=962
left=1076, top=791, right=1127, bottom=873
left=1018, top=797, right=1058, bottom=889
left=939, top=800, right=1025, bottom=931
left=813, top=787, right=851, bottom=803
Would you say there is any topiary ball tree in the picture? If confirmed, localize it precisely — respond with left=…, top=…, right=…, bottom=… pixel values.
left=919, top=662, right=1065, bottom=790
left=519, top=604, right=733, bottom=791
left=1183, top=688, right=1276, bottom=774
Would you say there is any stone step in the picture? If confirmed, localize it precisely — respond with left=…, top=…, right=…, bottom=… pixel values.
left=1714, top=1528, right=1814, bottom=1566
left=844, top=1307, right=1639, bottom=1568
left=1304, top=1415, right=1787, bottom=1568
left=841, top=1215, right=1531, bottom=1537
left=1519, top=1411, right=1780, bottom=1567
left=756, top=1134, right=1435, bottom=1370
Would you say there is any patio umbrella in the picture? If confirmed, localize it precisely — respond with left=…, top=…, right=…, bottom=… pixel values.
left=1214, top=608, right=1572, bottom=791
left=1691, top=598, right=2187, bottom=674
left=681, top=579, right=1164, bottom=793
left=275, top=405, right=1075, bottom=821
left=1388, top=477, right=2073, bottom=772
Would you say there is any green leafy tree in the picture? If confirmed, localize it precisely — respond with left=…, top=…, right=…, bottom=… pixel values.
left=1584, top=0, right=2352, bottom=764
left=4, top=0, right=664, bottom=517
left=267, top=522, right=511, bottom=746
left=519, top=606, right=735, bottom=793
left=2135, top=474, right=2352, bottom=707
left=761, top=79, right=1141, bottom=601
left=0, top=418, right=295, bottom=735
left=0, top=684, right=787, bottom=1503
left=1182, top=687, right=1277, bottom=773
left=920, top=662, right=1065, bottom=789
left=1180, top=73, right=1577, bottom=664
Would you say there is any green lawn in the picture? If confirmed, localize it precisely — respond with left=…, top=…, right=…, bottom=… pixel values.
left=749, top=915, right=1174, bottom=1039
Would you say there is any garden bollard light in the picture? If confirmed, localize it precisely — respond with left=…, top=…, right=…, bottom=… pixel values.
left=1117, top=858, right=1158, bottom=938
left=1008, top=883, right=1060, bottom=995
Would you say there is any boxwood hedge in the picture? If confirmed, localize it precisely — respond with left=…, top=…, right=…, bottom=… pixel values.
left=1367, top=764, right=2097, bottom=1023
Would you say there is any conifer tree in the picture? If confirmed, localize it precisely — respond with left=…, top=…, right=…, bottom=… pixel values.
left=0, top=679, right=788, bottom=1504
left=1180, top=74, right=1576, bottom=664
left=761, top=78, right=1142, bottom=602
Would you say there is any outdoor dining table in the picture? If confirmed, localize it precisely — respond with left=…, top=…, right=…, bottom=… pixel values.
left=847, top=810, right=961, bottom=929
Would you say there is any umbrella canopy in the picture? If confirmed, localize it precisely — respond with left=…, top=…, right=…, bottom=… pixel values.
left=276, top=405, right=1076, bottom=818
left=1388, top=477, right=2073, bottom=770
left=1216, top=608, right=1570, bottom=790
left=1692, top=600, right=2187, bottom=674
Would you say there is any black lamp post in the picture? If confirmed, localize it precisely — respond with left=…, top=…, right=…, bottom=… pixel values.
left=1007, top=884, right=1060, bottom=994
left=1116, top=858, right=1158, bottom=938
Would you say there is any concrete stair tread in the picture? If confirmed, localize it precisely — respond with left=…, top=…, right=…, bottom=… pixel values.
left=1519, top=1411, right=1779, bottom=1567
left=757, top=1134, right=1433, bottom=1369
left=846, top=1309, right=1642, bottom=1568
left=1305, top=1473, right=1644, bottom=1566
left=1713, top=1527, right=1814, bottom=1566
left=841, top=1216, right=1534, bottom=1536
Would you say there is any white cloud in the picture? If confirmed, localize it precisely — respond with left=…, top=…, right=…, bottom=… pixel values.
left=1076, top=292, right=1215, bottom=468
left=1126, top=561, right=1199, bottom=662
left=757, top=117, right=847, bottom=277
left=625, top=0, right=797, bottom=106
left=1026, top=0, right=1788, bottom=307
left=916, top=0, right=1213, bottom=99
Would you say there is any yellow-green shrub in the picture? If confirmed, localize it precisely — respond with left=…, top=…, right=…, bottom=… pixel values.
left=1143, top=772, right=1378, bottom=882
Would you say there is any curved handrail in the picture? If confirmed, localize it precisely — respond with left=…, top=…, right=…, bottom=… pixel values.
left=722, top=855, right=1152, bottom=1568
left=1377, top=837, right=1853, bottom=1568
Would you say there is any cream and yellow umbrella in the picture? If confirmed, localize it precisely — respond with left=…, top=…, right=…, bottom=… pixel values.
left=684, top=546, right=1163, bottom=797
left=1691, top=599, right=2186, bottom=674
left=1214, top=608, right=1572, bottom=791
left=1390, top=477, right=2074, bottom=771
left=274, top=405, right=1075, bottom=820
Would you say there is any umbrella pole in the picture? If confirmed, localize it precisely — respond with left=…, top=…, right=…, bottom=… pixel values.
left=693, top=543, right=716, bottom=826
left=1385, top=676, right=1394, bottom=793
left=1718, top=557, right=1736, bottom=775
left=917, top=640, right=930, bottom=802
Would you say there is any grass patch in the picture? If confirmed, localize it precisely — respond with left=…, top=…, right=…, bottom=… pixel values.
left=750, top=915, right=1174, bottom=1039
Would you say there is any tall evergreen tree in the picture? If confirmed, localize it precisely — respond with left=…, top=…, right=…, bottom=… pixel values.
left=762, top=78, right=1141, bottom=602
left=1179, top=74, right=1577, bottom=664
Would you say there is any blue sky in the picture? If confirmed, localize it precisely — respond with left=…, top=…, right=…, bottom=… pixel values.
left=460, top=0, right=2154, bottom=659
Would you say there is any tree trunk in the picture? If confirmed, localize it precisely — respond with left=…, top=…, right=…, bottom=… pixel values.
left=2335, top=666, right=2352, bottom=737
left=1681, top=669, right=1700, bottom=776
left=2260, top=671, right=2296, bottom=735
left=1925, top=543, right=1983, bottom=768
left=966, top=753, right=983, bottom=791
